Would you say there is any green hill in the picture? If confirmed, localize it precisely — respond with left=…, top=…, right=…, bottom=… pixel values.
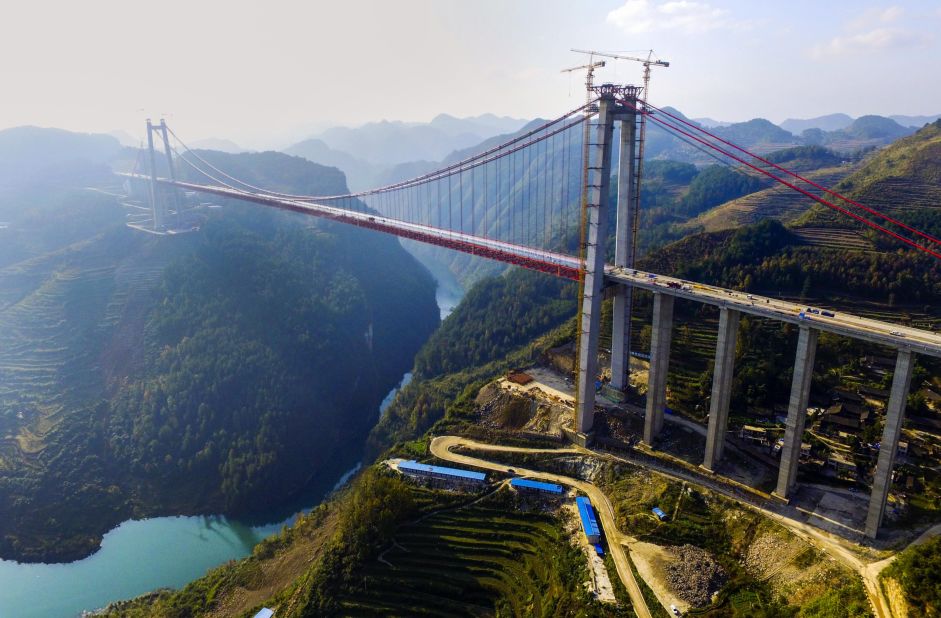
left=794, top=119, right=941, bottom=247
left=713, top=118, right=796, bottom=147
left=839, top=115, right=914, bottom=141
left=0, top=126, right=121, bottom=188
left=0, top=145, right=439, bottom=562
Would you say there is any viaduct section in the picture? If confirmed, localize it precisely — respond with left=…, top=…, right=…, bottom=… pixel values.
left=574, top=88, right=940, bottom=540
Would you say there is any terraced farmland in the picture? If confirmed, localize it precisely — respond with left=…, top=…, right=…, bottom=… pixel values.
left=339, top=498, right=606, bottom=617
left=790, top=227, right=875, bottom=250
left=0, top=228, right=190, bottom=467
left=687, top=165, right=858, bottom=234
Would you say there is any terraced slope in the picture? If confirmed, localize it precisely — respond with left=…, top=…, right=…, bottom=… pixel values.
left=339, top=501, right=598, bottom=617
left=795, top=119, right=941, bottom=241
left=0, top=229, right=189, bottom=469
left=684, top=165, right=859, bottom=235
left=790, top=227, right=874, bottom=251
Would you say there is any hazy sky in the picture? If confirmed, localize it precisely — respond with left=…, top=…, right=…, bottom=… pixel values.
left=2, top=0, right=940, bottom=148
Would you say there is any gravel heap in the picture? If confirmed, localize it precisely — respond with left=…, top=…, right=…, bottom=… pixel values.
left=743, top=533, right=790, bottom=578
left=665, top=544, right=728, bottom=607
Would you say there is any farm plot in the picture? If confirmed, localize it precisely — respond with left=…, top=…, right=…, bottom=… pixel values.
left=0, top=230, right=184, bottom=465
left=339, top=502, right=604, bottom=617
left=689, top=166, right=858, bottom=234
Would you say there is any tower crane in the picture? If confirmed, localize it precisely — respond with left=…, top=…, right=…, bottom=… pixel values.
left=561, top=58, right=606, bottom=112
left=571, top=49, right=669, bottom=101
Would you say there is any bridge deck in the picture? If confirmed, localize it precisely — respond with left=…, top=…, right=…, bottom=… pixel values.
left=121, top=174, right=941, bottom=359
left=604, top=267, right=941, bottom=359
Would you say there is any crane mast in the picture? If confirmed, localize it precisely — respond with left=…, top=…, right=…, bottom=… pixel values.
left=560, top=55, right=606, bottom=410
left=569, top=49, right=669, bottom=264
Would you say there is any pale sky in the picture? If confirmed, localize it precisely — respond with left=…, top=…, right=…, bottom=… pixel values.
left=2, top=0, right=939, bottom=148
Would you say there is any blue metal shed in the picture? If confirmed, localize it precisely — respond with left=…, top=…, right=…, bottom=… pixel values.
left=398, top=460, right=487, bottom=482
left=576, top=496, right=601, bottom=543
left=510, top=478, right=565, bottom=494
left=253, top=609, right=275, bottom=618
left=652, top=507, right=667, bottom=521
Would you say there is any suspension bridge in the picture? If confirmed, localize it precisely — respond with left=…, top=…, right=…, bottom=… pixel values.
left=120, top=84, right=941, bottom=539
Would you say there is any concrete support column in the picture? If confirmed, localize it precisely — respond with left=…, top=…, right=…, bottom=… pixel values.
left=703, top=308, right=741, bottom=470
left=644, top=292, right=674, bottom=445
left=159, top=119, right=179, bottom=227
left=575, top=96, right=616, bottom=435
left=865, top=349, right=914, bottom=538
left=774, top=326, right=819, bottom=499
left=610, top=113, right=637, bottom=391
left=145, top=119, right=161, bottom=231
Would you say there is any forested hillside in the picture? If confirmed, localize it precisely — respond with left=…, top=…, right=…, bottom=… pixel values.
left=796, top=119, right=941, bottom=245
left=0, top=138, right=439, bottom=562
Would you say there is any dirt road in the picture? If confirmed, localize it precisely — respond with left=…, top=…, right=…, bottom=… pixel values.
left=430, top=434, right=940, bottom=618
left=430, top=436, right=654, bottom=618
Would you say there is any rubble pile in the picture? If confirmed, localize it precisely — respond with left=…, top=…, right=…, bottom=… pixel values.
left=477, top=385, right=533, bottom=429
left=743, top=533, right=791, bottom=578
left=666, top=545, right=728, bottom=607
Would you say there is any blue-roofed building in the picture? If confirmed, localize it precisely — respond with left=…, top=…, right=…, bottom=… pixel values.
left=253, top=609, right=275, bottom=618
left=509, top=478, right=565, bottom=495
left=397, top=460, right=487, bottom=487
left=652, top=507, right=667, bottom=521
left=576, top=496, right=601, bottom=544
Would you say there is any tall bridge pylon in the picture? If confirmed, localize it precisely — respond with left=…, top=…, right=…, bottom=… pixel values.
left=574, top=84, right=642, bottom=437
left=145, top=119, right=178, bottom=231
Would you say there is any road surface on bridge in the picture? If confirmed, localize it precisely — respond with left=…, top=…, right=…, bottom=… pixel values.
left=121, top=174, right=941, bottom=360
left=606, top=266, right=941, bottom=358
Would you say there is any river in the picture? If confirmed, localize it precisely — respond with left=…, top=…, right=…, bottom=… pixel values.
left=0, top=264, right=464, bottom=618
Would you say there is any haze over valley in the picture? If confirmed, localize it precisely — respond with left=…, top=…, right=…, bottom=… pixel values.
left=3, top=2, right=941, bottom=617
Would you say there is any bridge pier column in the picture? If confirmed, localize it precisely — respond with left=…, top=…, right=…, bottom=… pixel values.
left=610, top=112, right=638, bottom=391
left=703, top=308, right=740, bottom=470
left=865, top=349, right=914, bottom=538
left=145, top=119, right=162, bottom=231
left=575, top=96, right=617, bottom=435
left=159, top=119, right=179, bottom=228
left=774, top=326, right=818, bottom=499
left=644, top=292, right=674, bottom=445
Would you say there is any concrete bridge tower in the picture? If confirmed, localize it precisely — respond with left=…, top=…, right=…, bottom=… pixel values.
left=575, top=84, right=642, bottom=438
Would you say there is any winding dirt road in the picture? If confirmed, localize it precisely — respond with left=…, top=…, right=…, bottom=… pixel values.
left=430, top=436, right=654, bottom=618
left=430, top=434, right=941, bottom=618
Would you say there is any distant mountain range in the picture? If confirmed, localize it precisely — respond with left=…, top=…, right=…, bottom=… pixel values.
left=780, top=113, right=941, bottom=135
left=190, top=137, right=244, bottom=153
left=0, top=126, right=122, bottom=188
left=304, top=114, right=528, bottom=168
left=283, top=107, right=940, bottom=194
left=692, top=117, right=732, bottom=128
left=283, top=114, right=527, bottom=190
left=779, top=113, right=855, bottom=135
left=646, top=110, right=922, bottom=160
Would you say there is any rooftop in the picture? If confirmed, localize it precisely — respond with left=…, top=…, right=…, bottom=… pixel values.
left=510, top=478, right=564, bottom=494
left=576, top=497, right=600, bottom=536
left=399, top=460, right=487, bottom=481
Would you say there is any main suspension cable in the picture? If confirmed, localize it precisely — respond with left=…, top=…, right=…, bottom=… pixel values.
left=619, top=98, right=941, bottom=260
